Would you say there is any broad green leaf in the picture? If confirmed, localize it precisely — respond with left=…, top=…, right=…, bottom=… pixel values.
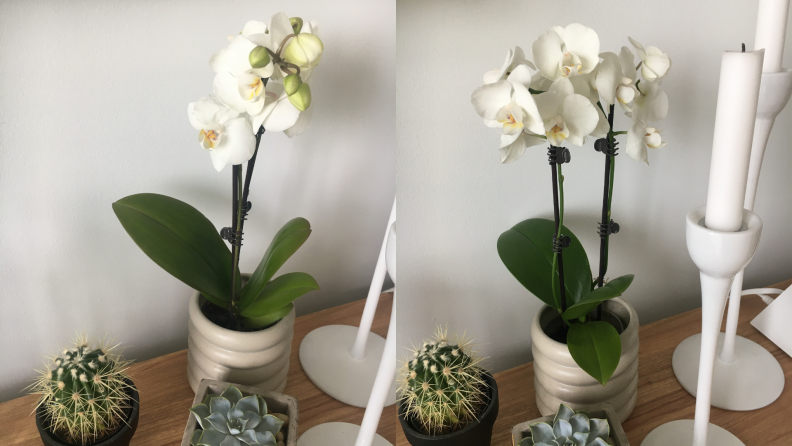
left=240, top=273, right=319, bottom=318
left=241, top=303, right=294, bottom=330
left=497, top=218, right=592, bottom=310
left=567, top=321, right=621, bottom=385
left=562, top=274, right=634, bottom=321
left=239, top=218, right=311, bottom=310
left=113, top=193, right=233, bottom=304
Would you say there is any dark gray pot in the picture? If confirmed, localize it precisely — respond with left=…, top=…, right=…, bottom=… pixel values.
left=35, top=379, right=139, bottom=446
left=398, top=371, right=499, bottom=446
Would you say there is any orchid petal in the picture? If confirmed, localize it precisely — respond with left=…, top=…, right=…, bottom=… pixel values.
left=261, top=93, right=301, bottom=132
left=507, top=64, right=534, bottom=87
left=591, top=105, right=609, bottom=138
left=563, top=24, right=600, bottom=74
left=284, top=103, right=313, bottom=138
left=270, top=12, right=295, bottom=52
left=512, top=82, right=544, bottom=135
left=619, top=46, right=636, bottom=82
left=626, top=120, right=649, bottom=165
left=533, top=29, right=564, bottom=80
left=471, top=80, right=513, bottom=120
left=561, top=94, right=598, bottom=146
left=241, top=20, right=267, bottom=37
left=548, top=77, right=574, bottom=97
left=499, top=133, right=527, bottom=164
left=595, top=52, right=621, bottom=106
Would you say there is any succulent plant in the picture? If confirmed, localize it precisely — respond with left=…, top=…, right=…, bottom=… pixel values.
left=518, top=404, right=612, bottom=446
left=398, top=327, right=489, bottom=436
left=189, top=385, right=284, bottom=446
left=30, top=336, right=134, bottom=445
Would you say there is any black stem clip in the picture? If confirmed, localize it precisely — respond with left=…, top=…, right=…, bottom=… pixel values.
left=598, top=220, right=620, bottom=238
left=553, top=234, right=572, bottom=253
left=548, top=145, right=571, bottom=165
left=240, top=201, right=252, bottom=221
left=220, top=227, right=244, bottom=247
left=594, top=138, right=619, bottom=157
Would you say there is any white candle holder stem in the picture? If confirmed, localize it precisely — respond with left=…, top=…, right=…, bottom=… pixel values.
left=672, top=70, right=791, bottom=412
left=298, top=199, right=397, bottom=408
left=642, top=207, right=761, bottom=446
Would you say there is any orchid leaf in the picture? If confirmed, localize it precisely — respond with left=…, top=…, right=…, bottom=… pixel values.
left=498, top=218, right=592, bottom=310
left=240, top=273, right=318, bottom=318
left=567, top=321, right=621, bottom=385
left=562, top=274, right=634, bottom=321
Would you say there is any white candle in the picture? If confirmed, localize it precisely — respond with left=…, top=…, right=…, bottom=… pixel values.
left=754, top=0, right=790, bottom=72
left=705, top=50, right=764, bottom=232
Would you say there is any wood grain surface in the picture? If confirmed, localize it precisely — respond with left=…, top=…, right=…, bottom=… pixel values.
left=0, top=292, right=395, bottom=445
left=394, top=280, right=792, bottom=446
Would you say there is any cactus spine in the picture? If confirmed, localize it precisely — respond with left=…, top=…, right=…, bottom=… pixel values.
left=398, top=327, right=489, bottom=435
left=30, top=336, right=133, bottom=445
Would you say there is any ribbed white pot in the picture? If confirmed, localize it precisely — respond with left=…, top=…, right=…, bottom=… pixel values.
left=531, top=297, right=639, bottom=423
left=187, top=290, right=295, bottom=394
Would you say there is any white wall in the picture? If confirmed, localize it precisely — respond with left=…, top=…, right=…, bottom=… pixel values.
left=396, top=0, right=792, bottom=374
left=0, top=0, right=394, bottom=402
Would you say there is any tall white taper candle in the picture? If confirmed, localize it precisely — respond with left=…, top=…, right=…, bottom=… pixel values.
left=755, top=0, right=790, bottom=72
left=704, top=50, right=764, bottom=232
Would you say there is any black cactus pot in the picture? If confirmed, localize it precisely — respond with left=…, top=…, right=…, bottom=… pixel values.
left=398, top=371, right=499, bottom=446
left=35, top=379, right=140, bottom=446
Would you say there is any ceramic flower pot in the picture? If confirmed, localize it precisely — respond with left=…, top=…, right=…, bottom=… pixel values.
left=398, top=371, right=499, bottom=446
left=511, top=403, right=629, bottom=446
left=181, top=379, right=298, bottom=446
left=187, top=284, right=296, bottom=393
left=35, top=379, right=139, bottom=446
left=531, top=297, right=639, bottom=423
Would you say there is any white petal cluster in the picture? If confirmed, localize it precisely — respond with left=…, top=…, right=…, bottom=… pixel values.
left=471, top=24, right=671, bottom=165
left=188, top=12, right=323, bottom=172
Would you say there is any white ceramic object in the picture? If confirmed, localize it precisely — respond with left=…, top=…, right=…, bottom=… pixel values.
left=187, top=291, right=295, bottom=393
left=752, top=286, right=792, bottom=357
left=641, top=420, right=744, bottom=446
left=674, top=69, right=792, bottom=411
left=385, top=222, right=396, bottom=284
left=299, top=199, right=397, bottom=407
left=531, top=297, right=639, bottom=423
left=297, top=422, right=392, bottom=446
left=644, top=206, right=761, bottom=446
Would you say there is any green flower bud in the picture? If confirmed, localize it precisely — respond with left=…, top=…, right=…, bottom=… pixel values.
left=284, top=74, right=303, bottom=96
left=249, top=46, right=271, bottom=69
left=288, top=83, right=311, bottom=111
left=282, top=33, right=323, bottom=69
left=290, top=17, right=304, bottom=35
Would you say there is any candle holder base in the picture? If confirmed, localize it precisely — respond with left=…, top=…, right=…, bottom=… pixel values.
left=299, top=325, right=398, bottom=408
left=641, top=420, right=744, bottom=446
left=296, top=422, right=393, bottom=446
left=672, top=332, right=784, bottom=411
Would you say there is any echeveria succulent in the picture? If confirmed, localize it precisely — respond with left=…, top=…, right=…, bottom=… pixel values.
left=519, top=404, right=612, bottom=446
left=189, top=386, right=283, bottom=446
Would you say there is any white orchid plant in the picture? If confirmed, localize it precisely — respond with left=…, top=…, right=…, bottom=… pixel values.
left=472, top=24, right=671, bottom=385
left=113, top=12, right=324, bottom=331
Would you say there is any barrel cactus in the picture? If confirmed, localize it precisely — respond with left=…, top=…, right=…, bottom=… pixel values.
left=398, top=327, right=489, bottom=435
left=519, top=404, right=612, bottom=446
left=30, top=336, right=134, bottom=445
left=189, top=385, right=284, bottom=446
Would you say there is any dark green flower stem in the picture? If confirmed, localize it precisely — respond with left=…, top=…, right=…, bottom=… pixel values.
left=596, top=105, right=617, bottom=321
left=551, top=159, right=568, bottom=328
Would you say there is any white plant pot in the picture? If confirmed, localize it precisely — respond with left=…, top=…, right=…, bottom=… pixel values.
left=187, top=288, right=296, bottom=394
left=531, top=297, right=639, bottom=423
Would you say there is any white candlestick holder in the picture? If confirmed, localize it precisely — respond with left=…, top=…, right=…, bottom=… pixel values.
left=642, top=206, right=762, bottom=446
left=671, top=69, right=791, bottom=411
left=299, top=199, right=397, bottom=408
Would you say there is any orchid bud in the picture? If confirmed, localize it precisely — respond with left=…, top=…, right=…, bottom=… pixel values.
left=249, top=46, right=271, bottom=69
left=289, top=17, right=304, bottom=35
left=283, top=74, right=303, bottom=96
left=282, top=33, right=323, bottom=69
left=287, top=83, right=311, bottom=111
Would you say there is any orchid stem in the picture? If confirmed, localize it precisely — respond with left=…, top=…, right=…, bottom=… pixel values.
left=550, top=148, right=568, bottom=330
left=596, top=105, right=617, bottom=321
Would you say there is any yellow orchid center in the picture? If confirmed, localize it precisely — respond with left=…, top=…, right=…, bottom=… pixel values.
left=499, top=112, right=523, bottom=133
left=247, top=78, right=263, bottom=100
left=199, top=129, right=220, bottom=150
left=546, top=116, right=570, bottom=145
left=560, top=52, right=583, bottom=77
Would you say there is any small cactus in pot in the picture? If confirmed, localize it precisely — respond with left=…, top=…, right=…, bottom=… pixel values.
left=398, top=327, right=490, bottom=436
left=30, top=336, right=135, bottom=445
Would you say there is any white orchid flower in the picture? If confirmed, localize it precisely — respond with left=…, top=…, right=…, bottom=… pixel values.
left=625, top=81, right=669, bottom=164
left=533, top=24, right=600, bottom=80
left=628, top=37, right=671, bottom=82
left=534, top=77, right=600, bottom=146
left=483, top=47, right=537, bottom=84
left=250, top=81, right=303, bottom=133
left=471, top=79, right=546, bottom=163
left=210, top=35, right=274, bottom=115
left=188, top=96, right=256, bottom=172
left=251, top=13, right=321, bottom=80
left=595, top=48, right=640, bottom=115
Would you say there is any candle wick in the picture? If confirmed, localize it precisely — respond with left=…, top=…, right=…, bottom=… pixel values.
left=742, top=43, right=746, bottom=52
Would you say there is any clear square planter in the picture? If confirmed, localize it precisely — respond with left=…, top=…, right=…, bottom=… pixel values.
left=180, top=379, right=298, bottom=446
left=511, top=403, right=629, bottom=446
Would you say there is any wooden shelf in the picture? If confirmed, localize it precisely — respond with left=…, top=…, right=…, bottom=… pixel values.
left=0, top=292, right=396, bottom=445
left=394, top=280, right=792, bottom=446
